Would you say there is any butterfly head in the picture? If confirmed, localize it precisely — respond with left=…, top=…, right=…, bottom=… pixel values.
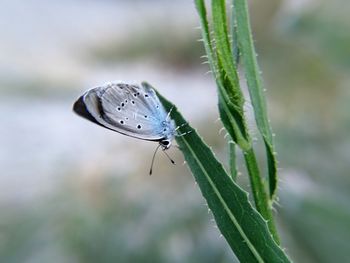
left=159, top=139, right=172, bottom=150
left=159, top=119, right=176, bottom=150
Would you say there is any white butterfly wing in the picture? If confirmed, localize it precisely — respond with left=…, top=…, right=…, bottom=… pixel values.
left=79, top=83, right=167, bottom=141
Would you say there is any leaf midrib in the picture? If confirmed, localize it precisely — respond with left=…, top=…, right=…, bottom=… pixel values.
left=179, top=136, right=265, bottom=263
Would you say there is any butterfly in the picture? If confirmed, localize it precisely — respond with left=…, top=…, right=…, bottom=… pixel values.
left=73, top=81, right=188, bottom=174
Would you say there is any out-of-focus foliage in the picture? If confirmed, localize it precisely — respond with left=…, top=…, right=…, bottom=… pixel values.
left=0, top=176, right=234, bottom=263
left=251, top=1, right=350, bottom=262
left=86, top=25, right=204, bottom=70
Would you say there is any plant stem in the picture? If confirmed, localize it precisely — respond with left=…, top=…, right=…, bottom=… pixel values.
left=229, top=141, right=237, bottom=181
left=233, top=0, right=278, bottom=199
left=243, top=147, right=280, bottom=244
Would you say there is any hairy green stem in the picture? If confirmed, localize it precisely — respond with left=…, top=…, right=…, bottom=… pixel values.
left=234, top=0, right=278, bottom=199
left=229, top=141, right=237, bottom=181
left=243, top=147, right=280, bottom=244
left=195, top=0, right=281, bottom=246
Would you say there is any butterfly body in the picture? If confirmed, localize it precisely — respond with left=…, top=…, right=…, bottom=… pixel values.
left=73, top=82, right=176, bottom=150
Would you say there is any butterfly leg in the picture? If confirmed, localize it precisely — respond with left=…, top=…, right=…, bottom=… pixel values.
left=175, top=122, right=188, bottom=131
left=166, top=106, right=175, bottom=121
left=174, top=122, right=191, bottom=137
left=176, top=130, right=192, bottom=137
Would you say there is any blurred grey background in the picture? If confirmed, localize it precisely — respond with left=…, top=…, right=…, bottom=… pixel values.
left=0, top=0, right=349, bottom=262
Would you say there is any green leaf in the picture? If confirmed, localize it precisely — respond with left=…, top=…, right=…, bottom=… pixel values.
left=234, top=0, right=278, bottom=200
left=195, top=0, right=251, bottom=151
left=211, top=0, right=240, bottom=94
left=153, top=85, right=291, bottom=263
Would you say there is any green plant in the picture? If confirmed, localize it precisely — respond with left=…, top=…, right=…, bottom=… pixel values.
left=154, top=0, right=291, bottom=262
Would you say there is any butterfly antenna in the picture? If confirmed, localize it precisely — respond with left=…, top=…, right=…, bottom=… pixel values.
left=162, top=150, right=176, bottom=165
left=149, top=144, right=161, bottom=175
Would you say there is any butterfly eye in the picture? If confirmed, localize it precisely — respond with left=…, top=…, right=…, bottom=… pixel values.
left=145, top=94, right=149, bottom=98
left=137, top=124, right=142, bottom=129
left=120, top=120, right=124, bottom=124
left=117, top=107, right=121, bottom=111
left=144, top=115, right=148, bottom=119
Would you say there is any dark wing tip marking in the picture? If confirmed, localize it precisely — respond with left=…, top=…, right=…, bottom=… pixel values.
left=73, top=93, right=106, bottom=129
left=73, top=95, right=96, bottom=122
